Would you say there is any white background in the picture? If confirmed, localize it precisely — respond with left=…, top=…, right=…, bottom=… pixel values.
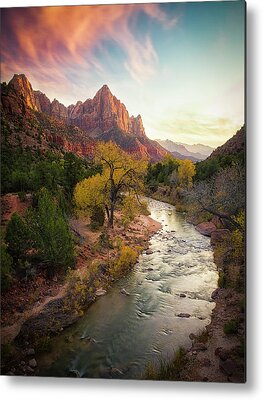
left=1, top=0, right=262, bottom=399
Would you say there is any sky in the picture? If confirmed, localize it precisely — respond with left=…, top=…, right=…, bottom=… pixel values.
left=1, top=1, right=245, bottom=147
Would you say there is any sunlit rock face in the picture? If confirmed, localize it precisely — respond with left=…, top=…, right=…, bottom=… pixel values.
left=34, top=90, right=51, bottom=114
left=7, top=74, right=38, bottom=112
left=129, top=115, right=146, bottom=138
left=35, top=83, right=147, bottom=138
left=1, top=74, right=96, bottom=159
left=3, top=74, right=168, bottom=161
left=65, top=85, right=167, bottom=160
left=50, top=99, right=68, bottom=120
left=68, top=85, right=145, bottom=138
left=34, top=92, right=68, bottom=121
left=45, top=132, right=95, bottom=158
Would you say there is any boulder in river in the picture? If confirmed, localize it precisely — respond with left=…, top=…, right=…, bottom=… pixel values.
left=211, top=288, right=220, bottom=300
left=110, top=367, right=124, bottom=376
left=28, top=358, right=37, bottom=368
left=26, top=348, right=35, bottom=356
left=80, top=335, right=91, bottom=341
left=146, top=249, right=154, bottom=255
left=177, top=313, right=191, bottom=318
left=67, top=369, right=81, bottom=378
left=120, top=288, right=130, bottom=296
left=195, top=222, right=216, bottom=237
left=95, top=288, right=106, bottom=297
left=26, top=366, right=35, bottom=373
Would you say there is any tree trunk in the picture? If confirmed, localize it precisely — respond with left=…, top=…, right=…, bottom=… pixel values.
left=201, top=204, right=244, bottom=232
left=105, top=205, right=110, bottom=222
left=109, top=203, right=114, bottom=228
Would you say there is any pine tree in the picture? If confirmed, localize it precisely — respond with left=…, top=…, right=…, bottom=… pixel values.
left=6, top=212, right=30, bottom=259
left=29, top=188, right=75, bottom=277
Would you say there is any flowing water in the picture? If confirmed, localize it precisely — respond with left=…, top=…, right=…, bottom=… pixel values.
left=39, top=198, right=218, bottom=379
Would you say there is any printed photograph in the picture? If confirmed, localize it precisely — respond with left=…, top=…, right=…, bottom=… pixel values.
left=0, top=1, right=246, bottom=382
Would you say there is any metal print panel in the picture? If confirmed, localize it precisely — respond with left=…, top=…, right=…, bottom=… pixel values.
left=0, top=1, right=246, bottom=382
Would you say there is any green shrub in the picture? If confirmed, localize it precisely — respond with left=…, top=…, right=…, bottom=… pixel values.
left=1, top=343, right=15, bottom=363
left=195, top=329, right=209, bottom=344
left=224, top=320, right=239, bottom=335
left=0, top=245, right=13, bottom=289
left=35, top=335, right=52, bottom=353
left=90, top=205, right=105, bottom=230
left=114, top=236, right=124, bottom=250
left=144, top=348, right=187, bottom=380
left=218, top=271, right=227, bottom=288
left=231, top=211, right=245, bottom=263
left=16, top=259, right=36, bottom=281
left=18, top=191, right=27, bottom=202
left=97, top=229, right=113, bottom=250
left=109, top=245, right=138, bottom=278
left=6, top=213, right=31, bottom=259
left=239, top=297, right=245, bottom=313
left=6, top=190, right=75, bottom=279
left=29, top=188, right=75, bottom=277
left=116, top=245, right=138, bottom=269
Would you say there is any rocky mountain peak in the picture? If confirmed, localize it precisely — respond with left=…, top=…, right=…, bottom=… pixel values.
left=129, top=114, right=146, bottom=138
left=50, top=98, right=68, bottom=120
left=34, top=90, right=51, bottom=114
left=2, top=74, right=168, bottom=161
left=94, top=84, right=113, bottom=100
left=8, top=74, right=38, bottom=111
left=101, top=84, right=111, bottom=92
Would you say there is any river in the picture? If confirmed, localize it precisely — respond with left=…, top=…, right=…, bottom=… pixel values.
left=38, top=198, right=218, bottom=379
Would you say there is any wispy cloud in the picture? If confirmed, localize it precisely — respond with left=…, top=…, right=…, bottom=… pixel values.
left=1, top=4, right=178, bottom=93
left=1, top=1, right=244, bottom=147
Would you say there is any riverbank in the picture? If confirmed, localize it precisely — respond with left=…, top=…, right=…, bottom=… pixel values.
left=181, top=286, right=245, bottom=382
left=182, top=224, right=245, bottom=382
left=36, top=198, right=218, bottom=379
left=1, top=210, right=161, bottom=376
left=144, top=193, right=245, bottom=383
left=1, top=194, right=245, bottom=381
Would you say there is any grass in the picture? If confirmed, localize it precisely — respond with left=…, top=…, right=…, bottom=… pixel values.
left=223, top=319, right=239, bottom=335
left=195, top=329, right=209, bottom=344
left=218, top=271, right=227, bottom=288
left=144, top=347, right=187, bottom=381
left=35, top=335, right=52, bottom=353
left=239, top=297, right=245, bottom=313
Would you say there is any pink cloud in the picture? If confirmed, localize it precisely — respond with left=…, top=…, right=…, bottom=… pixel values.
left=1, top=4, right=178, bottom=92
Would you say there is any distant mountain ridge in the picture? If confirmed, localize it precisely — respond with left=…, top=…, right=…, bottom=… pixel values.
left=3, top=74, right=167, bottom=161
left=182, top=143, right=214, bottom=157
left=156, top=139, right=214, bottom=161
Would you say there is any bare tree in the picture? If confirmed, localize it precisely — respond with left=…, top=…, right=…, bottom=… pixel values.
left=186, top=164, right=245, bottom=231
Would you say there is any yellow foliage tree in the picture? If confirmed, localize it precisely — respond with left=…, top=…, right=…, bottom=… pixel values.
left=178, top=159, right=196, bottom=188
left=74, top=173, right=107, bottom=213
left=74, top=141, right=147, bottom=227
